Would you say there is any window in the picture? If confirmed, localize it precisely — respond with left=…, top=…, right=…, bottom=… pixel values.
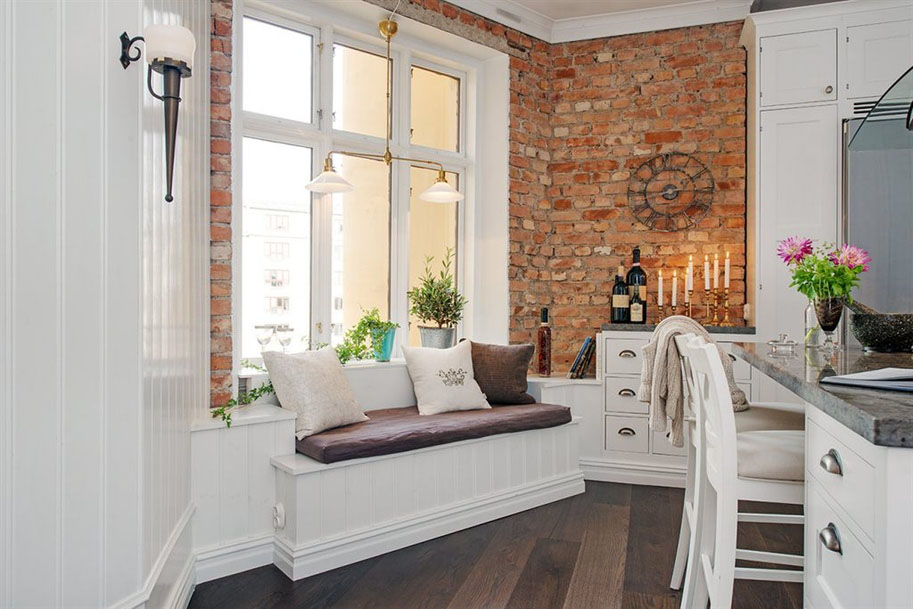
left=240, top=12, right=470, bottom=361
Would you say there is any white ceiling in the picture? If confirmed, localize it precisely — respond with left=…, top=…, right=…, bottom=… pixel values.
left=506, top=0, right=716, bottom=21
left=445, top=0, right=753, bottom=42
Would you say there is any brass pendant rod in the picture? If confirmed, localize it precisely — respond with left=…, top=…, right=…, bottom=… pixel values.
left=324, top=149, right=444, bottom=174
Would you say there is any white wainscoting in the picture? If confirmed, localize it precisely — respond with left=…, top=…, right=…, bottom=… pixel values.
left=191, top=405, right=297, bottom=584
left=272, top=420, right=585, bottom=580
left=0, top=1, right=210, bottom=607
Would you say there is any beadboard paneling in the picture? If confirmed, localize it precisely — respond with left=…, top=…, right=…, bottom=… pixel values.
left=0, top=0, right=209, bottom=606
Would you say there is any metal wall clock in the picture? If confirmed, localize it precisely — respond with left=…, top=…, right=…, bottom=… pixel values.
left=627, top=152, right=715, bottom=232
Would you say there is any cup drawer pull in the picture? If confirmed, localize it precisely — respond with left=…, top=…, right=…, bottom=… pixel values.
left=727, top=353, right=737, bottom=362
left=618, top=388, right=636, bottom=397
left=618, top=427, right=636, bottom=436
left=819, top=449, right=843, bottom=476
left=618, top=349, right=637, bottom=358
left=819, top=523, right=842, bottom=554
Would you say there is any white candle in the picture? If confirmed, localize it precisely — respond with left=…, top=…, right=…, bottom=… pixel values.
left=713, top=254, right=719, bottom=289
left=672, top=270, right=678, bottom=307
left=724, top=251, right=730, bottom=289
left=687, top=256, right=694, bottom=292
left=703, top=255, right=710, bottom=291
left=658, top=270, right=664, bottom=306
left=685, top=269, right=690, bottom=303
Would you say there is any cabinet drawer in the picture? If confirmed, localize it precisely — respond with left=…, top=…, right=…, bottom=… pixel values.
left=847, top=21, right=913, bottom=100
left=806, top=419, right=875, bottom=540
left=806, top=479, right=874, bottom=609
left=760, top=29, right=837, bottom=106
left=652, top=427, right=689, bottom=457
left=722, top=349, right=752, bottom=382
left=603, top=339, right=645, bottom=375
left=605, top=415, right=649, bottom=454
left=604, top=376, right=647, bottom=414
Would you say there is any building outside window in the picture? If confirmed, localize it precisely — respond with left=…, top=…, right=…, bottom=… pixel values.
left=240, top=12, right=468, bottom=359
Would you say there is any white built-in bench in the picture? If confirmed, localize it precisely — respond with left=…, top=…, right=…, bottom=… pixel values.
left=191, top=360, right=584, bottom=583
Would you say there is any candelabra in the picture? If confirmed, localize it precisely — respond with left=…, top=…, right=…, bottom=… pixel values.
left=719, top=287, right=734, bottom=326
left=687, top=289, right=693, bottom=318
left=704, top=289, right=712, bottom=321
left=712, top=288, right=721, bottom=324
left=670, top=304, right=678, bottom=317
left=657, top=303, right=665, bottom=321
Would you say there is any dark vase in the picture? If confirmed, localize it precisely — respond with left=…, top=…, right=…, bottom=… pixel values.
left=814, top=297, right=844, bottom=332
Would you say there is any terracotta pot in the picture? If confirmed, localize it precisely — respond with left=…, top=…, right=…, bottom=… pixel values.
left=814, top=298, right=844, bottom=333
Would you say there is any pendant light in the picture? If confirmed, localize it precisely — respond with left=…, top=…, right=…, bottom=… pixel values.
left=305, top=15, right=463, bottom=203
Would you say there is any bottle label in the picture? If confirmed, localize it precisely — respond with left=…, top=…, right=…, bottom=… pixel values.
left=612, top=294, right=629, bottom=308
left=630, top=302, right=644, bottom=323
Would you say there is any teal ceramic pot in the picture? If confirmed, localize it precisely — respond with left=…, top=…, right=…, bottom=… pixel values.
left=373, top=328, right=397, bottom=362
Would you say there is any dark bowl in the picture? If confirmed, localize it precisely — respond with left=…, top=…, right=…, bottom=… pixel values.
left=850, top=313, right=913, bottom=353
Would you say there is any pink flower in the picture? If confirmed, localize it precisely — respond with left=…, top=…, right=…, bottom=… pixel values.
left=831, top=244, right=870, bottom=271
left=777, top=236, right=813, bottom=265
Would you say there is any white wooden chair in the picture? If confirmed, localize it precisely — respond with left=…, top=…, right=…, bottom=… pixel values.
left=668, top=334, right=805, bottom=592
left=678, top=335, right=804, bottom=609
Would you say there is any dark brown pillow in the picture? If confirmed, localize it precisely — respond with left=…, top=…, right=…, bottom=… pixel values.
left=469, top=341, right=536, bottom=405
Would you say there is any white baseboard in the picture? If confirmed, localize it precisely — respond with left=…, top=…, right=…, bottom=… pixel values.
left=195, top=535, right=276, bottom=584
left=274, top=471, right=585, bottom=581
left=581, top=458, right=686, bottom=488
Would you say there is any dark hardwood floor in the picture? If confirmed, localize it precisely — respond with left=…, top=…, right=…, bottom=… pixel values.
left=189, top=481, right=802, bottom=609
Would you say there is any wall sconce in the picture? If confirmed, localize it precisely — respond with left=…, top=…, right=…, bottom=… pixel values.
left=120, top=25, right=196, bottom=203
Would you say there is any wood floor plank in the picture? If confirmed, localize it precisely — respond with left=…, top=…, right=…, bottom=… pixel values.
left=622, top=485, right=683, bottom=606
left=562, top=503, right=630, bottom=609
left=506, top=538, right=581, bottom=609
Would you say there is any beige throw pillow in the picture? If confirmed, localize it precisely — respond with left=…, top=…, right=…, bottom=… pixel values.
left=262, top=347, right=368, bottom=439
left=402, top=340, right=491, bottom=415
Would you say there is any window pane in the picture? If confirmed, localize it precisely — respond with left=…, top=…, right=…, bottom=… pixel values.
left=408, top=166, right=459, bottom=346
left=243, top=18, right=312, bottom=123
left=411, top=66, right=460, bottom=152
left=242, top=137, right=312, bottom=358
left=331, top=155, right=390, bottom=345
left=333, top=44, right=388, bottom=139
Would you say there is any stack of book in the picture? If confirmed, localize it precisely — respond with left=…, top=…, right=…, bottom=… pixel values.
left=567, top=335, right=597, bottom=379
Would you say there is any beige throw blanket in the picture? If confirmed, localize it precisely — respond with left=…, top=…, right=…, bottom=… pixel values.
left=638, top=316, right=748, bottom=447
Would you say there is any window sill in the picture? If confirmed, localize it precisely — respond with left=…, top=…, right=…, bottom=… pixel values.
left=192, top=403, right=295, bottom=432
left=238, top=357, right=407, bottom=380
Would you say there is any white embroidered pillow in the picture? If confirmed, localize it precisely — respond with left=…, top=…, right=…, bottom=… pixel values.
left=401, top=340, right=491, bottom=415
left=262, top=347, right=368, bottom=439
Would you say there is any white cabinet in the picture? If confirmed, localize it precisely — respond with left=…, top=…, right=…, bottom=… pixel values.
left=846, top=20, right=913, bottom=99
left=757, top=105, right=839, bottom=345
left=760, top=29, right=837, bottom=107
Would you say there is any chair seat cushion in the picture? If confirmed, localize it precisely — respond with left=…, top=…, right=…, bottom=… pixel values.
left=735, top=402, right=805, bottom=433
left=737, top=430, right=805, bottom=482
left=297, top=402, right=572, bottom=464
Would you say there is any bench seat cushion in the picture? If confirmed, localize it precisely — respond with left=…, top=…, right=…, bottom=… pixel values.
left=297, top=403, right=572, bottom=464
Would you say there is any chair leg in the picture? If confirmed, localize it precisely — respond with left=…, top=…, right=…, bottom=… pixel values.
left=671, top=448, right=696, bottom=590
left=710, top=493, right=738, bottom=609
left=683, top=465, right=711, bottom=609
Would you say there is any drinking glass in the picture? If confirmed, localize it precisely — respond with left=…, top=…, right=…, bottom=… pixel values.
left=254, top=324, right=275, bottom=352
left=276, top=325, right=294, bottom=352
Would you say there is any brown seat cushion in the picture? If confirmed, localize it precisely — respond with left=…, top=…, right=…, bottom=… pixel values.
left=297, top=403, right=572, bottom=464
left=469, top=341, right=536, bottom=405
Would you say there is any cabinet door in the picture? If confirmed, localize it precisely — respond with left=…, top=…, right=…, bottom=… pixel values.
left=847, top=21, right=913, bottom=100
left=758, top=106, right=839, bottom=345
left=760, top=29, right=837, bottom=107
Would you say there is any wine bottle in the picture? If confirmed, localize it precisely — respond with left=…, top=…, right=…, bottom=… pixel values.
left=611, top=266, right=630, bottom=323
left=630, top=285, right=647, bottom=325
left=537, top=307, right=552, bottom=377
left=625, top=246, right=647, bottom=300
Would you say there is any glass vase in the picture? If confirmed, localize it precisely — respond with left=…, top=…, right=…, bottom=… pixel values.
left=804, top=301, right=823, bottom=349
left=814, top=297, right=844, bottom=354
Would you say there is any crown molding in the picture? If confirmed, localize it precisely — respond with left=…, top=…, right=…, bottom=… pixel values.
left=445, top=0, right=753, bottom=43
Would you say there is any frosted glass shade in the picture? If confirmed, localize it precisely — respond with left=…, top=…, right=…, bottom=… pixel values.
left=419, top=179, right=464, bottom=203
left=306, top=169, right=355, bottom=194
left=144, top=24, right=196, bottom=69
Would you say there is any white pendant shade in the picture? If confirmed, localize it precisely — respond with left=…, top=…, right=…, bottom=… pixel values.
left=144, top=24, right=196, bottom=69
left=306, top=169, right=355, bottom=194
left=419, top=179, right=464, bottom=203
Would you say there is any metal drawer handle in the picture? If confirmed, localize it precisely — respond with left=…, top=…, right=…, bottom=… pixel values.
left=618, top=349, right=637, bottom=358
left=819, top=449, right=843, bottom=476
left=825, top=85, right=834, bottom=94
left=618, top=427, right=636, bottom=436
left=618, top=388, right=636, bottom=397
left=819, top=523, right=842, bottom=554
left=727, top=353, right=737, bottom=362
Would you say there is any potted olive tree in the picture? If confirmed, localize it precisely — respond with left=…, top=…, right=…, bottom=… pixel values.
left=407, top=248, right=467, bottom=348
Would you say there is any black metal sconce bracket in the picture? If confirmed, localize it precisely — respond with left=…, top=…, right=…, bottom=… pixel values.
left=120, top=32, right=144, bottom=69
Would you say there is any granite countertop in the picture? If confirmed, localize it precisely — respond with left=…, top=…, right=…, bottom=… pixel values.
left=602, top=323, right=756, bottom=334
left=732, top=342, right=913, bottom=448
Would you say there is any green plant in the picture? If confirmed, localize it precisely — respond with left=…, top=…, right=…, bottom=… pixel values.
left=334, top=308, right=399, bottom=364
left=211, top=360, right=274, bottom=428
left=778, top=238, right=870, bottom=301
left=406, top=247, right=467, bottom=328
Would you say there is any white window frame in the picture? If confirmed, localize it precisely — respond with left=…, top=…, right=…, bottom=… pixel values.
left=238, top=3, right=473, bottom=365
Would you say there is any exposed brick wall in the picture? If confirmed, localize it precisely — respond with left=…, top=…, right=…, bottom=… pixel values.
left=210, top=0, right=233, bottom=406
left=208, top=0, right=748, bottom=396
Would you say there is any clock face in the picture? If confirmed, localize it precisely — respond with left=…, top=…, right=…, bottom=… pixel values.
left=627, top=153, right=715, bottom=232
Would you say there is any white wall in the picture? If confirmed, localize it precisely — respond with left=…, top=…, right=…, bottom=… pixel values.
left=0, top=1, right=209, bottom=607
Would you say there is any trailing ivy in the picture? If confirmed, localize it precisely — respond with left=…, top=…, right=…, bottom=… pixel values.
left=211, top=359, right=274, bottom=428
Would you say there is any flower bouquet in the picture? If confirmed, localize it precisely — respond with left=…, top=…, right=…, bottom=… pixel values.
left=777, top=237, right=870, bottom=351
